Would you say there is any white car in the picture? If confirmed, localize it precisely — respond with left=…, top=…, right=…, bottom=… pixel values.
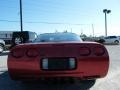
left=0, top=39, right=5, bottom=53
left=104, top=36, right=119, bottom=44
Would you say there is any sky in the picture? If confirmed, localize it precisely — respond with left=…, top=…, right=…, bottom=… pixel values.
left=0, top=0, right=120, bottom=36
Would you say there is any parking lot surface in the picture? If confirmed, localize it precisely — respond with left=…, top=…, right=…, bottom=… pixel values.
left=0, top=45, right=120, bottom=90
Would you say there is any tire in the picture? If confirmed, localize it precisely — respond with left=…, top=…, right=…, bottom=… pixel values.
left=114, top=40, right=119, bottom=44
left=79, top=79, right=96, bottom=89
left=14, top=36, right=23, bottom=45
left=0, top=44, right=4, bottom=53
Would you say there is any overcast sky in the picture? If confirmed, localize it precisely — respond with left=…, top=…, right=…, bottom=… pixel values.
left=0, top=0, right=120, bottom=36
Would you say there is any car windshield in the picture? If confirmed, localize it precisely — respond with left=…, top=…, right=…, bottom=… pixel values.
left=33, top=33, right=82, bottom=42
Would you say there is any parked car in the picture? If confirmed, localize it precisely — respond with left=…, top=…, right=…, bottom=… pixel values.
left=10, top=31, right=37, bottom=48
left=103, top=36, right=119, bottom=44
left=0, top=39, right=5, bottom=53
left=7, top=32, right=109, bottom=86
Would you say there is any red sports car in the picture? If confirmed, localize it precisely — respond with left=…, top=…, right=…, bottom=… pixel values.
left=7, top=32, right=109, bottom=83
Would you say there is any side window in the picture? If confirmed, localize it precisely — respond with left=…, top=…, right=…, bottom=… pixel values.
left=105, top=36, right=117, bottom=39
left=105, top=37, right=110, bottom=39
left=109, top=36, right=116, bottom=39
left=109, top=36, right=112, bottom=38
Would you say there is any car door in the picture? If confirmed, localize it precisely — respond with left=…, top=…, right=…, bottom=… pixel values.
left=109, top=36, right=116, bottom=43
left=105, top=36, right=111, bottom=43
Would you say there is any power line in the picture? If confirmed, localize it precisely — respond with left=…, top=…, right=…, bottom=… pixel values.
left=0, top=19, right=89, bottom=26
left=0, top=20, right=18, bottom=22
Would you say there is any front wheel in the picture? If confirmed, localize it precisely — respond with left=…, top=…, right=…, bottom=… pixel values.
left=114, top=40, right=119, bottom=44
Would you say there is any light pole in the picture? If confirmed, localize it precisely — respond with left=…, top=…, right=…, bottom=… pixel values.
left=20, top=0, right=23, bottom=32
left=92, top=24, right=94, bottom=38
left=103, top=9, right=111, bottom=37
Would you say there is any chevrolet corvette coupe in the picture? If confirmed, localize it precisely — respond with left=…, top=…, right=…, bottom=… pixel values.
left=7, top=33, right=109, bottom=83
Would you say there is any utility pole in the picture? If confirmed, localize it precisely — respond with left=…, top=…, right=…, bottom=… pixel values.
left=20, top=0, right=23, bottom=32
left=103, top=9, right=111, bottom=37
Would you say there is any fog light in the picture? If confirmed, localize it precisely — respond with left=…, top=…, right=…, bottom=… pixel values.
left=42, top=58, right=48, bottom=69
left=69, top=58, right=75, bottom=69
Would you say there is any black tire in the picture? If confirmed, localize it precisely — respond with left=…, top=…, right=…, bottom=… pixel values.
left=11, top=36, right=23, bottom=48
left=0, top=44, right=4, bottom=53
left=79, top=79, right=96, bottom=89
left=114, top=40, right=119, bottom=44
